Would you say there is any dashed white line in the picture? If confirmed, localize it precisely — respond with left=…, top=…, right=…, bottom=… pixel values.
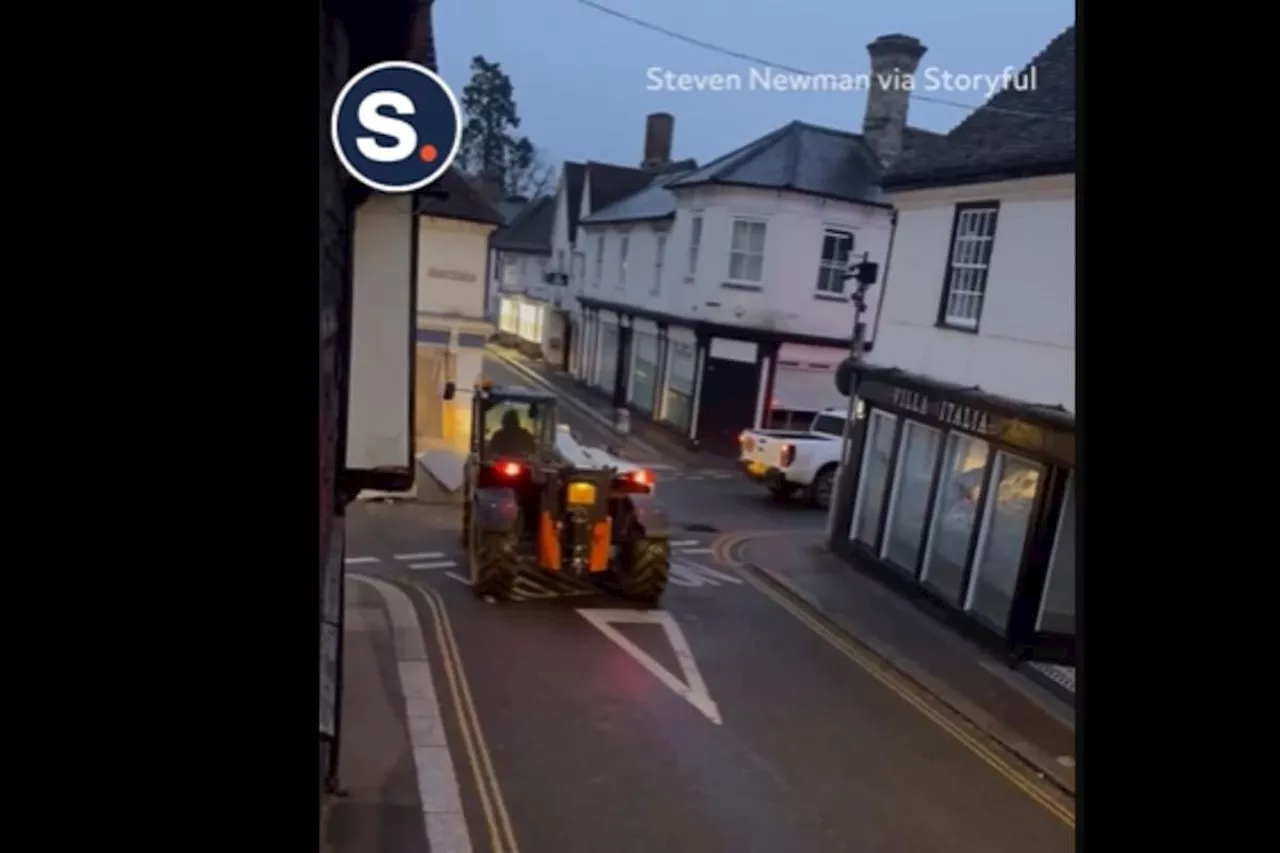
left=410, top=561, right=458, bottom=571
left=669, top=540, right=699, bottom=547
left=444, top=572, right=472, bottom=587
left=344, top=556, right=379, bottom=565
left=687, top=476, right=705, bottom=481
left=678, top=547, right=715, bottom=555
left=395, top=552, right=445, bottom=561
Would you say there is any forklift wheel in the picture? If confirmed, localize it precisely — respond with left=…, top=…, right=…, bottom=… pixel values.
left=471, top=530, right=519, bottom=600
left=617, top=536, right=670, bottom=605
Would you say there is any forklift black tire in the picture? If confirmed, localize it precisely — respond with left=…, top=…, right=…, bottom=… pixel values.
left=471, top=530, right=519, bottom=599
left=617, top=536, right=670, bottom=605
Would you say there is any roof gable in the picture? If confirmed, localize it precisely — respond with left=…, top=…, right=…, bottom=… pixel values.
left=491, top=194, right=555, bottom=254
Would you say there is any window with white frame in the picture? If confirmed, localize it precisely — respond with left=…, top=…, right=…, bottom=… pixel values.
left=555, top=249, right=565, bottom=272
left=653, top=234, right=667, bottom=295
left=687, top=214, right=703, bottom=277
left=940, top=203, right=999, bottom=329
left=729, top=218, right=766, bottom=283
left=593, top=235, right=604, bottom=287
left=816, top=228, right=855, bottom=294
left=572, top=251, right=585, bottom=285
left=618, top=235, right=629, bottom=288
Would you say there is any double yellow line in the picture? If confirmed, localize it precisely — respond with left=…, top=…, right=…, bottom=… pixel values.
left=411, top=583, right=522, bottom=853
left=711, top=530, right=1076, bottom=828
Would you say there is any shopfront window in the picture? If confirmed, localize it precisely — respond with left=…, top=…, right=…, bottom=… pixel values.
left=631, top=331, right=659, bottom=413
left=880, top=420, right=942, bottom=572
left=517, top=303, right=543, bottom=343
left=1037, top=475, right=1075, bottom=635
left=964, top=452, right=1044, bottom=631
left=848, top=410, right=897, bottom=548
left=595, top=322, right=619, bottom=394
left=499, top=299, right=519, bottom=334
left=664, top=340, right=696, bottom=430
left=921, top=434, right=990, bottom=603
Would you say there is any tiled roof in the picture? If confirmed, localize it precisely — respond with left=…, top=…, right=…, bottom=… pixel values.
left=582, top=168, right=698, bottom=226
left=883, top=25, right=1076, bottom=190
left=666, top=121, right=891, bottom=207
left=586, top=162, right=659, bottom=212
left=491, top=195, right=555, bottom=254
left=414, top=168, right=505, bottom=226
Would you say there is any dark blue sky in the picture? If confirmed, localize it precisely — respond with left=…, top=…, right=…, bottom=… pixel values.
left=433, top=0, right=1074, bottom=169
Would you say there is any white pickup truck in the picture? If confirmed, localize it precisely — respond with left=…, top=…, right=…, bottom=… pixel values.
left=737, top=407, right=849, bottom=509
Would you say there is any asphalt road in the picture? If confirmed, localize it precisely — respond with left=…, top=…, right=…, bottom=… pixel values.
left=338, top=358, right=1074, bottom=852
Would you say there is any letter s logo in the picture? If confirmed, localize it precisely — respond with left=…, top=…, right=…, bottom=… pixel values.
left=330, top=61, right=463, bottom=193
left=355, top=91, right=418, bottom=163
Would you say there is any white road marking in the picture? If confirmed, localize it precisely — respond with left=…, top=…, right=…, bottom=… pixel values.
left=444, top=572, right=472, bottom=587
left=344, top=556, right=379, bottom=565
left=395, top=552, right=446, bottom=561
left=687, top=476, right=705, bottom=481
left=669, top=540, right=700, bottom=547
left=349, top=575, right=473, bottom=853
left=1056, top=756, right=1076, bottom=768
left=667, top=560, right=745, bottom=588
left=409, top=561, right=456, bottom=570
left=578, top=608, right=722, bottom=724
left=678, top=547, right=715, bottom=555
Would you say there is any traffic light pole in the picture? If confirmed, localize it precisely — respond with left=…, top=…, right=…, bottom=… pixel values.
left=825, top=252, right=878, bottom=543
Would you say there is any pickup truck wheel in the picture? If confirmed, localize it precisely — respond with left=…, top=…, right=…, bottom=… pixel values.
left=807, top=465, right=836, bottom=510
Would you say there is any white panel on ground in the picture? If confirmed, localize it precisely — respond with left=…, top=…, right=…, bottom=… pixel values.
left=578, top=608, right=722, bottom=724
left=709, top=337, right=758, bottom=364
left=347, top=193, right=414, bottom=474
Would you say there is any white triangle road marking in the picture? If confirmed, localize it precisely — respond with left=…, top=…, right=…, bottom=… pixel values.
left=577, top=608, right=722, bottom=725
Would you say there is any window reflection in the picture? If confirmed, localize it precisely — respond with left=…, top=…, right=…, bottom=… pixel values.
left=920, top=434, right=990, bottom=602
left=849, top=411, right=897, bottom=548
left=1037, top=476, right=1075, bottom=634
left=965, top=452, right=1043, bottom=631
left=880, top=421, right=942, bottom=572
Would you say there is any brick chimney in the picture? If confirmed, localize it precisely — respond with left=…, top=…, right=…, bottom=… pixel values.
left=641, top=112, right=674, bottom=170
left=863, top=34, right=926, bottom=169
left=407, top=0, right=437, bottom=72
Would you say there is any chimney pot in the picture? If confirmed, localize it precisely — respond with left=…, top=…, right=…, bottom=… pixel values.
left=642, top=113, right=674, bottom=170
left=863, top=33, right=927, bottom=170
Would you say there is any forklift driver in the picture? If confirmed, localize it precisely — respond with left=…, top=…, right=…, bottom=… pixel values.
left=488, top=408, right=537, bottom=457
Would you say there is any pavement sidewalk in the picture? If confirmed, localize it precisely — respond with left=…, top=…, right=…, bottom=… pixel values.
left=485, top=343, right=737, bottom=470
left=736, top=530, right=1077, bottom=796
left=325, top=584, right=433, bottom=853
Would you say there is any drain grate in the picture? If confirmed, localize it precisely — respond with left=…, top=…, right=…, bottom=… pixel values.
left=681, top=523, right=719, bottom=533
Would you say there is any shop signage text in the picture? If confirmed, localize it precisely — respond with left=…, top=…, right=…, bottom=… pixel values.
left=427, top=267, right=477, bottom=283
left=891, top=388, right=994, bottom=435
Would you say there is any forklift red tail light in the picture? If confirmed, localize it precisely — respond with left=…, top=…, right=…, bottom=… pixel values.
left=631, top=469, right=652, bottom=487
left=499, top=461, right=523, bottom=477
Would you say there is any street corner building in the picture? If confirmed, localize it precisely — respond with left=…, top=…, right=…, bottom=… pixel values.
left=827, top=25, right=1076, bottom=665
left=413, top=175, right=505, bottom=455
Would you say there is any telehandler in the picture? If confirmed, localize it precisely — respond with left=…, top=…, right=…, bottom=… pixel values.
left=459, top=381, right=672, bottom=604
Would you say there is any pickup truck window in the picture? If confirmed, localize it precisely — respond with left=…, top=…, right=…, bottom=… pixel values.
left=811, top=414, right=846, bottom=437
